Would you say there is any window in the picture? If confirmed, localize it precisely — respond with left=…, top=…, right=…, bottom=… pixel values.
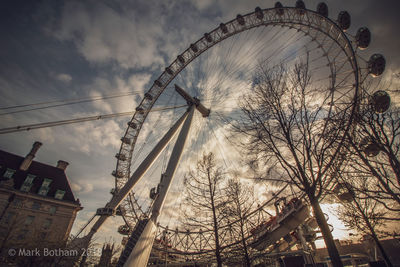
left=25, top=215, right=35, bottom=225
left=3, top=168, right=16, bottom=179
left=32, top=201, right=41, bottom=210
left=54, top=190, right=65, bottom=200
left=40, top=232, right=47, bottom=239
left=12, top=198, right=22, bottom=207
left=20, top=174, right=36, bottom=192
left=4, top=211, right=15, bottom=224
left=43, top=218, right=52, bottom=229
left=38, top=178, right=52, bottom=196
left=49, top=205, right=57, bottom=215
left=42, top=178, right=52, bottom=187
left=17, top=229, right=29, bottom=240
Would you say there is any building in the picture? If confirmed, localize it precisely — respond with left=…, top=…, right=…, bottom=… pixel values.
left=96, top=243, right=115, bottom=267
left=315, top=238, right=400, bottom=267
left=0, top=142, right=82, bottom=253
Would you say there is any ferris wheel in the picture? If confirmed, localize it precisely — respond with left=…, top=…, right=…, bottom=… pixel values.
left=76, top=1, right=385, bottom=266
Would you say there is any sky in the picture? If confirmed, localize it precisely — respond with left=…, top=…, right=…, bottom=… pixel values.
left=0, top=0, right=399, bottom=250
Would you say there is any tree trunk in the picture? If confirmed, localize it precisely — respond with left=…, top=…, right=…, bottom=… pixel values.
left=240, top=219, right=251, bottom=267
left=362, top=211, right=393, bottom=267
left=210, top=188, right=222, bottom=267
left=212, top=204, right=222, bottom=267
left=349, top=190, right=394, bottom=267
left=309, top=197, right=343, bottom=267
left=370, top=232, right=393, bottom=267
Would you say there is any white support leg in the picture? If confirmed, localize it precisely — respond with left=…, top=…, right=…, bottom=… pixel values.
left=124, top=105, right=195, bottom=267
left=87, top=109, right=190, bottom=238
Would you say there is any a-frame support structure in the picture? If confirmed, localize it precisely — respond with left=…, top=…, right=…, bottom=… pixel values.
left=77, top=85, right=210, bottom=267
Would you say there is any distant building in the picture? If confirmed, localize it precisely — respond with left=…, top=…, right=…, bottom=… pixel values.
left=315, top=238, right=400, bottom=266
left=0, top=141, right=82, bottom=252
left=96, top=243, right=115, bottom=267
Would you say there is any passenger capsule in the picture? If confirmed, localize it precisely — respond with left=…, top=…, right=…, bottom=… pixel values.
left=144, top=92, right=153, bottom=100
left=127, top=121, right=137, bottom=129
left=150, top=187, right=158, bottom=200
left=370, top=90, right=390, bottom=113
left=275, top=2, right=284, bottom=16
left=295, top=0, right=305, bottom=15
left=155, top=79, right=162, bottom=87
left=121, top=137, right=131, bottom=144
left=333, top=182, right=354, bottom=202
left=190, top=43, right=198, bottom=53
left=338, top=190, right=355, bottom=202
left=177, top=54, right=185, bottom=64
left=136, top=106, right=144, bottom=113
left=118, top=225, right=130, bottom=235
left=255, top=7, right=264, bottom=20
left=115, top=153, right=127, bottom=161
left=361, top=137, right=380, bottom=157
left=237, top=14, right=245, bottom=25
left=204, top=33, right=212, bottom=42
left=165, top=67, right=173, bottom=75
left=220, top=23, right=228, bottom=34
left=112, top=170, right=124, bottom=178
left=115, top=207, right=123, bottom=216
left=356, top=27, right=371, bottom=49
left=337, top=11, right=351, bottom=31
left=368, top=54, right=385, bottom=77
left=96, top=207, right=115, bottom=216
left=316, top=2, right=328, bottom=17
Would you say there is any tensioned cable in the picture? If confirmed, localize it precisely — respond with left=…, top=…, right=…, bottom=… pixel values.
left=162, top=114, right=198, bottom=230
left=0, top=91, right=143, bottom=115
left=205, top=24, right=348, bottom=109
left=72, top=213, right=97, bottom=239
left=161, top=92, right=180, bottom=173
left=119, top=96, right=181, bottom=221
left=207, top=29, right=306, bottom=108
left=129, top=84, right=178, bottom=168
left=0, top=105, right=186, bottom=134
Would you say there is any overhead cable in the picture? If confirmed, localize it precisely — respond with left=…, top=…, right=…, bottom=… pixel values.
left=0, top=91, right=142, bottom=116
left=0, top=105, right=186, bottom=134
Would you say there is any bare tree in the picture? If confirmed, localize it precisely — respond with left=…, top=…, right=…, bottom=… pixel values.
left=326, top=104, right=400, bottom=267
left=235, top=61, right=348, bottom=267
left=223, top=178, right=254, bottom=267
left=344, top=107, right=400, bottom=209
left=183, top=152, right=227, bottom=267
left=331, top=169, right=394, bottom=267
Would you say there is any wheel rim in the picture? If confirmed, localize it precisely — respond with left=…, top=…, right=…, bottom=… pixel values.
left=113, top=6, right=362, bottom=257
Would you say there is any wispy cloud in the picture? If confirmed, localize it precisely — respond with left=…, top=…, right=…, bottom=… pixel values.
left=52, top=1, right=165, bottom=69
left=55, top=73, right=72, bottom=83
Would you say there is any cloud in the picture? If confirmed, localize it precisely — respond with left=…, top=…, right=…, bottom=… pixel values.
left=127, top=73, right=152, bottom=93
left=192, top=0, right=213, bottom=11
left=52, top=1, right=165, bottom=69
left=64, top=118, right=124, bottom=154
left=70, top=182, right=81, bottom=192
left=55, top=73, right=72, bottom=83
left=70, top=181, right=94, bottom=194
left=33, top=127, right=56, bottom=144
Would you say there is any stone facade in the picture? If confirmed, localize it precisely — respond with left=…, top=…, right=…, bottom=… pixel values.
left=0, top=142, right=82, bottom=254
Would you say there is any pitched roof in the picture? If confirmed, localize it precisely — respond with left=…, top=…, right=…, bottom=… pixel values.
left=0, top=149, right=78, bottom=204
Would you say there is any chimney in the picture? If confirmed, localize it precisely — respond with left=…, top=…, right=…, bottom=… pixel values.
left=20, top=141, right=42, bottom=171
left=56, top=160, right=69, bottom=171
